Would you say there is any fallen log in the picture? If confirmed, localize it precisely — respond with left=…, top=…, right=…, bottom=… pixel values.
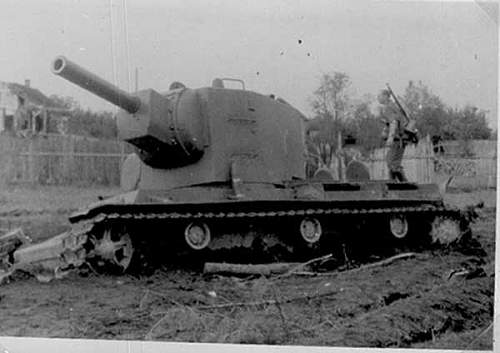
left=298, top=252, right=419, bottom=277
left=204, top=253, right=333, bottom=277
left=203, top=262, right=308, bottom=276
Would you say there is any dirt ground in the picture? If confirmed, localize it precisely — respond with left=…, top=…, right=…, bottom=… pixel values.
left=0, top=185, right=496, bottom=349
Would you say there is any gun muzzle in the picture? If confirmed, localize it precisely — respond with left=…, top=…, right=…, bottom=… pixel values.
left=51, top=56, right=141, bottom=114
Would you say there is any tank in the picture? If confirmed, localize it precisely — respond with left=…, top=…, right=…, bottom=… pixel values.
left=47, top=56, right=470, bottom=271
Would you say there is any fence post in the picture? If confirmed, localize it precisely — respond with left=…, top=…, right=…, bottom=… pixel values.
left=488, top=155, right=495, bottom=189
left=70, top=136, right=76, bottom=184
left=28, top=138, right=35, bottom=184
left=62, top=135, right=70, bottom=184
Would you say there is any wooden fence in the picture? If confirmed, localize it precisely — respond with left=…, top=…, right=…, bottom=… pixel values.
left=366, top=136, right=435, bottom=183
left=323, top=137, right=496, bottom=188
left=0, top=134, right=129, bottom=186
left=0, top=134, right=496, bottom=188
left=433, top=140, right=497, bottom=189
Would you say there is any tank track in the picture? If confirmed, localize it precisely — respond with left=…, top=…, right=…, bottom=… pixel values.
left=77, top=203, right=462, bottom=224
left=42, top=203, right=468, bottom=274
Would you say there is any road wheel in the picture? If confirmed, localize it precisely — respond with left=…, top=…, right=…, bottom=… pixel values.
left=389, top=214, right=409, bottom=239
left=300, top=217, right=322, bottom=244
left=185, top=222, right=211, bottom=250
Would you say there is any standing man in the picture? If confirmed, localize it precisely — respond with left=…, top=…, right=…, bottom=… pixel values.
left=13, top=95, right=33, bottom=137
left=378, top=88, right=418, bottom=182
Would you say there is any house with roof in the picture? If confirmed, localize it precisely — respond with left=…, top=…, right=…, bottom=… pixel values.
left=0, top=79, right=69, bottom=135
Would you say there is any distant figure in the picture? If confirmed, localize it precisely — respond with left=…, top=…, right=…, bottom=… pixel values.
left=378, top=89, right=417, bottom=182
left=431, top=135, right=445, bottom=155
left=13, top=96, right=33, bottom=138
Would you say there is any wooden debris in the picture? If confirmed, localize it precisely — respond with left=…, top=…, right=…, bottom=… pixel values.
left=305, top=252, right=419, bottom=277
left=0, top=230, right=88, bottom=284
left=0, top=228, right=32, bottom=274
left=203, top=262, right=307, bottom=276
left=279, top=253, right=332, bottom=278
left=344, top=252, right=417, bottom=273
left=0, top=228, right=31, bottom=258
left=204, top=254, right=333, bottom=277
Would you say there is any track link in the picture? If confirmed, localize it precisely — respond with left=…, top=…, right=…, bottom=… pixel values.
left=78, top=203, right=463, bottom=224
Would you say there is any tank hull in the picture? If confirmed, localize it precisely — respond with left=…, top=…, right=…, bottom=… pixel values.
left=70, top=180, right=444, bottom=223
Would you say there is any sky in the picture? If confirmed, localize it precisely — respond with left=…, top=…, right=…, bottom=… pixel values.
left=0, top=0, right=497, bottom=129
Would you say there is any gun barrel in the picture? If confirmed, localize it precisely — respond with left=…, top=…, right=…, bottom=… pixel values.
left=51, top=56, right=141, bottom=114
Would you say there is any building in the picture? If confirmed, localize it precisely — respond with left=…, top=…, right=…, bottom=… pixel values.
left=0, top=79, right=68, bottom=135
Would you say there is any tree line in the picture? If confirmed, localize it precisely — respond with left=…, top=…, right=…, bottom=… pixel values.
left=49, top=95, right=117, bottom=139
left=50, top=74, right=494, bottom=148
left=306, top=72, right=493, bottom=171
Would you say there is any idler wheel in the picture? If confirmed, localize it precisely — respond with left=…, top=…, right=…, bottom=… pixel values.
left=389, top=215, right=409, bottom=239
left=91, top=227, right=134, bottom=271
left=300, top=217, right=322, bottom=244
left=185, top=222, right=211, bottom=250
left=430, top=216, right=461, bottom=245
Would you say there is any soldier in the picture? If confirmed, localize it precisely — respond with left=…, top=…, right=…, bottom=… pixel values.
left=13, top=96, right=33, bottom=138
left=378, top=89, right=418, bottom=182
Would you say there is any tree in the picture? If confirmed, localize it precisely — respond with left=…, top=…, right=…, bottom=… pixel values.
left=68, top=108, right=117, bottom=139
left=307, top=72, right=353, bottom=173
left=400, top=81, right=491, bottom=141
left=310, top=72, right=351, bottom=123
left=48, top=94, right=117, bottom=139
left=400, top=81, right=450, bottom=139
left=446, top=106, right=491, bottom=140
left=48, top=95, right=80, bottom=110
left=348, top=97, right=384, bottom=153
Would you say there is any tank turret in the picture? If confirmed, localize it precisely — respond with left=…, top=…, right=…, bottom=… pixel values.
left=52, top=56, right=205, bottom=168
left=52, top=56, right=306, bottom=190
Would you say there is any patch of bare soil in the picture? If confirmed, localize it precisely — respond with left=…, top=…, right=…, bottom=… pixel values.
left=0, top=187, right=496, bottom=349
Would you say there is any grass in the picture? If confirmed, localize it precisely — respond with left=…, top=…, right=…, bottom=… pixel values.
left=0, top=185, right=120, bottom=214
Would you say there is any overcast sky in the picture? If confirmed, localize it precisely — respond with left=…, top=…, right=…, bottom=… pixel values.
left=0, top=0, right=497, bottom=128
